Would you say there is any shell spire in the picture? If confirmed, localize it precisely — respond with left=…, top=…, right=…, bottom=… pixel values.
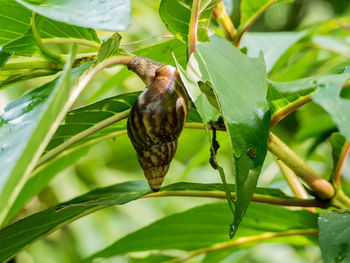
left=127, top=65, right=188, bottom=192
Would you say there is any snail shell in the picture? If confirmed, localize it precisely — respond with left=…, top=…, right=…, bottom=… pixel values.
left=127, top=65, right=188, bottom=192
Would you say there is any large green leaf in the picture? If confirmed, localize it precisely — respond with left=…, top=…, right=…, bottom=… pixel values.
left=159, top=0, right=217, bottom=43
left=0, top=48, right=79, bottom=225
left=2, top=92, right=213, bottom=224
left=2, top=16, right=100, bottom=57
left=0, top=0, right=31, bottom=46
left=193, top=35, right=270, bottom=235
left=0, top=181, right=151, bottom=263
left=16, top=0, right=131, bottom=32
left=268, top=69, right=350, bottom=119
left=0, top=1, right=99, bottom=49
left=2, top=92, right=139, bottom=224
left=240, top=31, right=306, bottom=72
left=319, top=211, right=350, bottom=263
left=40, top=17, right=100, bottom=43
left=85, top=201, right=317, bottom=262
left=0, top=181, right=315, bottom=262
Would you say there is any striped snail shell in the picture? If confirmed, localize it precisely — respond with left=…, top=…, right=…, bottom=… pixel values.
left=127, top=65, right=188, bottom=192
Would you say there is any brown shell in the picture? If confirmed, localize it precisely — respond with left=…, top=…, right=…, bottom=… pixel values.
left=127, top=65, right=188, bottom=191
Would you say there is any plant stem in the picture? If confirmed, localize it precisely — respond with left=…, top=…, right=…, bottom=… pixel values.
left=168, top=229, right=318, bottom=263
left=1, top=53, right=97, bottom=72
left=36, top=110, right=130, bottom=167
left=34, top=55, right=131, bottom=167
left=268, top=133, right=334, bottom=199
left=270, top=96, right=311, bottom=127
left=234, top=0, right=277, bottom=47
left=144, top=190, right=326, bottom=208
left=213, top=1, right=236, bottom=41
left=331, top=189, right=350, bottom=209
left=270, top=81, right=350, bottom=127
left=335, top=141, right=350, bottom=187
left=31, top=13, right=63, bottom=64
left=1, top=60, right=58, bottom=71
left=42, top=38, right=100, bottom=49
left=188, top=0, right=200, bottom=56
left=275, top=158, right=316, bottom=213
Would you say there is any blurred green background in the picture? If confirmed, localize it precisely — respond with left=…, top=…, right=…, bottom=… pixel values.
left=1, top=0, right=350, bottom=262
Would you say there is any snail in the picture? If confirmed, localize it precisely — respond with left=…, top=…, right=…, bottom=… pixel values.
left=127, top=60, right=188, bottom=192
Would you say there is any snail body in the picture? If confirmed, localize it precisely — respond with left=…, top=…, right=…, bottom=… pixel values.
left=127, top=65, right=188, bottom=192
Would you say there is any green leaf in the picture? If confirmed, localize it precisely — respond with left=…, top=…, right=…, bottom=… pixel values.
left=193, top=35, right=270, bottom=235
left=0, top=181, right=312, bottom=262
left=0, top=49, right=12, bottom=69
left=240, top=0, right=292, bottom=32
left=40, top=17, right=100, bottom=43
left=16, top=0, right=131, bottom=32
left=2, top=92, right=139, bottom=224
left=159, top=0, right=217, bottom=43
left=85, top=201, right=317, bottom=262
left=2, top=15, right=100, bottom=57
left=0, top=48, right=78, bottom=225
left=0, top=181, right=151, bottom=263
left=240, top=31, right=306, bottom=72
left=0, top=0, right=31, bottom=46
left=133, top=38, right=187, bottom=67
left=311, top=71, right=350, bottom=141
left=96, top=33, right=122, bottom=63
left=2, top=92, right=215, bottom=224
left=0, top=69, right=58, bottom=90
left=2, top=27, right=38, bottom=56
left=129, top=254, right=175, bottom=263
left=176, top=55, right=220, bottom=124
left=312, top=35, right=350, bottom=58
left=268, top=69, right=350, bottom=118
left=319, top=211, right=350, bottom=263
left=0, top=52, right=96, bottom=225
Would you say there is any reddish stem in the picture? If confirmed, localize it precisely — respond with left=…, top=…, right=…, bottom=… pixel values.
left=335, top=142, right=350, bottom=186
left=188, top=0, right=201, bottom=56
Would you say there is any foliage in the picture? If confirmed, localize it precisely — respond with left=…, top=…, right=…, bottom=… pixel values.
left=0, top=0, right=350, bottom=262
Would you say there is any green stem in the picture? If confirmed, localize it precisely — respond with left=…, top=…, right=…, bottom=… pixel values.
left=31, top=13, right=63, bottom=64
left=188, top=0, right=200, bottom=56
left=331, top=189, right=350, bottom=209
left=213, top=1, right=237, bottom=41
left=42, top=38, right=100, bottom=49
left=334, top=141, right=350, bottom=187
left=234, top=0, right=277, bottom=47
left=270, top=82, right=349, bottom=127
left=36, top=110, right=130, bottom=167
left=32, top=131, right=127, bottom=177
left=168, top=229, right=319, bottom=263
left=35, top=56, right=131, bottom=168
left=275, top=158, right=316, bottom=213
left=268, top=133, right=334, bottom=199
left=144, top=190, right=326, bottom=208
left=270, top=96, right=311, bottom=127
left=1, top=60, right=58, bottom=71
